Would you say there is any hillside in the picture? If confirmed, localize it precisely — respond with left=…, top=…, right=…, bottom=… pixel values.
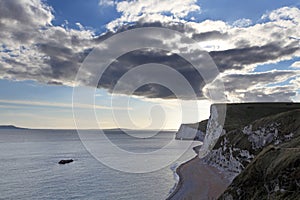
left=202, top=109, right=300, bottom=180
left=169, top=103, right=300, bottom=200
left=198, top=103, right=300, bottom=158
left=216, top=109, right=300, bottom=199
left=198, top=103, right=300, bottom=199
left=175, top=103, right=300, bottom=142
left=215, top=102, right=300, bottom=132
left=175, top=119, right=208, bottom=140
left=183, top=120, right=208, bottom=132
left=219, top=136, right=300, bottom=200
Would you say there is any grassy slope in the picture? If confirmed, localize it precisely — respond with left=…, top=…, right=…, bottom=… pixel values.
left=184, top=119, right=208, bottom=132
left=183, top=103, right=300, bottom=134
left=213, top=103, right=300, bottom=150
left=218, top=102, right=300, bottom=132
left=219, top=138, right=300, bottom=200
left=218, top=109, right=300, bottom=200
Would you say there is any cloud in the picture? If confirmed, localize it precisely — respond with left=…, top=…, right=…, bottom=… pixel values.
left=0, top=0, right=53, bottom=27
left=0, top=99, right=130, bottom=110
left=99, top=0, right=115, bottom=7
left=91, top=5, right=300, bottom=99
left=0, top=0, right=94, bottom=85
left=192, top=31, right=229, bottom=41
left=204, top=70, right=300, bottom=102
left=116, top=0, right=200, bottom=18
left=0, top=1, right=300, bottom=101
left=187, top=7, right=300, bottom=56
left=97, top=49, right=206, bottom=99
left=107, top=0, right=200, bottom=30
left=262, top=6, right=300, bottom=23
left=232, top=18, right=252, bottom=27
left=223, top=70, right=299, bottom=90
left=291, top=61, right=300, bottom=68
left=230, top=86, right=297, bottom=102
left=210, top=42, right=299, bottom=72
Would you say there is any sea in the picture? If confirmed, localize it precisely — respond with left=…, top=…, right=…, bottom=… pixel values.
left=0, top=129, right=198, bottom=200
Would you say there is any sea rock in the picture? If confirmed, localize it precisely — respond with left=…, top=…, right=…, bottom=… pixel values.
left=58, top=159, right=74, bottom=164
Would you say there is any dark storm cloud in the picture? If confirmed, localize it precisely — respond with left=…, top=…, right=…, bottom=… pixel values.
left=222, top=70, right=299, bottom=92
left=98, top=49, right=205, bottom=99
left=36, top=42, right=91, bottom=80
left=210, top=42, right=300, bottom=72
left=215, top=71, right=300, bottom=102
left=47, top=80, right=63, bottom=85
left=192, top=31, right=229, bottom=41
left=241, top=87, right=297, bottom=102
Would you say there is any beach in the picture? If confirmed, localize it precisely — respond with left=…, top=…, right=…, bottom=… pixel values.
left=167, top=156, right=230, bottom=200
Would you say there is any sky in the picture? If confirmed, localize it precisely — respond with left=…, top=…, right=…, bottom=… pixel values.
left=0, top=0, right=300, bottom=129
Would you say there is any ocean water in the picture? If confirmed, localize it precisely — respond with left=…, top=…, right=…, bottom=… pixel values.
left=0, top=129, right=198, bottom=200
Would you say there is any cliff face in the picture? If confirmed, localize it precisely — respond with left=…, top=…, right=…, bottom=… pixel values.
left=199, top=104, right=226, bottom=157
left=217, top=110, right=300, bottom=200
left=219, top=140, right=300, bottom=200
left=175, top=103, right=300, bottom=199
left=198, top=103, right=300, bottom=200
left=203, top=109, right=300, bottom=180
left=175, top=120, right=207, bottom=141
left=175, top=124, right=205, bottom=141
left=199, top=103, right=300, bottom=159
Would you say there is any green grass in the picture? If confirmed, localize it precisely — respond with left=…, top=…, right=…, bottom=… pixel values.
left=217, top=109, right=300, bottom=200
left=185, top=103, right=300, bottom=134
left=219, top=137, right=300, bottom=200
left=184, top=119, right=208, bottom=132
left=217, top=102, right=300, bottom=132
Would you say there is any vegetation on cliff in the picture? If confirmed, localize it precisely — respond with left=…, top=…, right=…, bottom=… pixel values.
left=206, top=104, right=300, bottom=200
left=178, top=103, right=300, bottom=199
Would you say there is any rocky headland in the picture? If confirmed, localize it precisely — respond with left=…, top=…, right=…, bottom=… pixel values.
left=169, top=103, right=300, bottom=200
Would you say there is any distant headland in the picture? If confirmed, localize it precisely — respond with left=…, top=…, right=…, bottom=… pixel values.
left=0, top=125, right=27, bottom=130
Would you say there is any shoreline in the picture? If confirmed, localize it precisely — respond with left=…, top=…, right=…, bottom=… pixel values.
left=167, top=156, right=198, bottom=200
left=166, top=156, right=230, bottom=200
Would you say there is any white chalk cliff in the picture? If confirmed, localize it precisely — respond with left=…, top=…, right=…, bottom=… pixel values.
left=175, top=124, right=205, bottom=141
left=198, top=105, right=226, bottom=158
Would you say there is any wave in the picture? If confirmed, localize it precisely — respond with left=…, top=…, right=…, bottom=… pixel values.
left=168, top=162, right=180, bottom=195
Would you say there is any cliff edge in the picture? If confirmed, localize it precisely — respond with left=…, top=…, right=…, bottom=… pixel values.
left=175, top=120, right=207, bottom=141
left=173, top=103, right=300, bottom=199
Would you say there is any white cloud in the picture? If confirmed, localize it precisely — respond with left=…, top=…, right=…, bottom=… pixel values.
left=196, top=14, right=299, bottom=52
left=290, top=76, right=300, bottom=87
left=0, top=0, right=95, bottom=86
left=99, top=0, right=115, bottom=7
left=117, top=0, right=199, bottom=17
left=107, top=0, right=200, bottom=30
left=187, top=8, right=300, bottom=75
left=232, top=18, right=252, bottom=27
left=263, top=6, right=300, bottom=24
left=291, top=61, right=300, bottom=68
left=204, top=70, right=300, bottom=102
left=0, top=0, right=54, bottom=27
